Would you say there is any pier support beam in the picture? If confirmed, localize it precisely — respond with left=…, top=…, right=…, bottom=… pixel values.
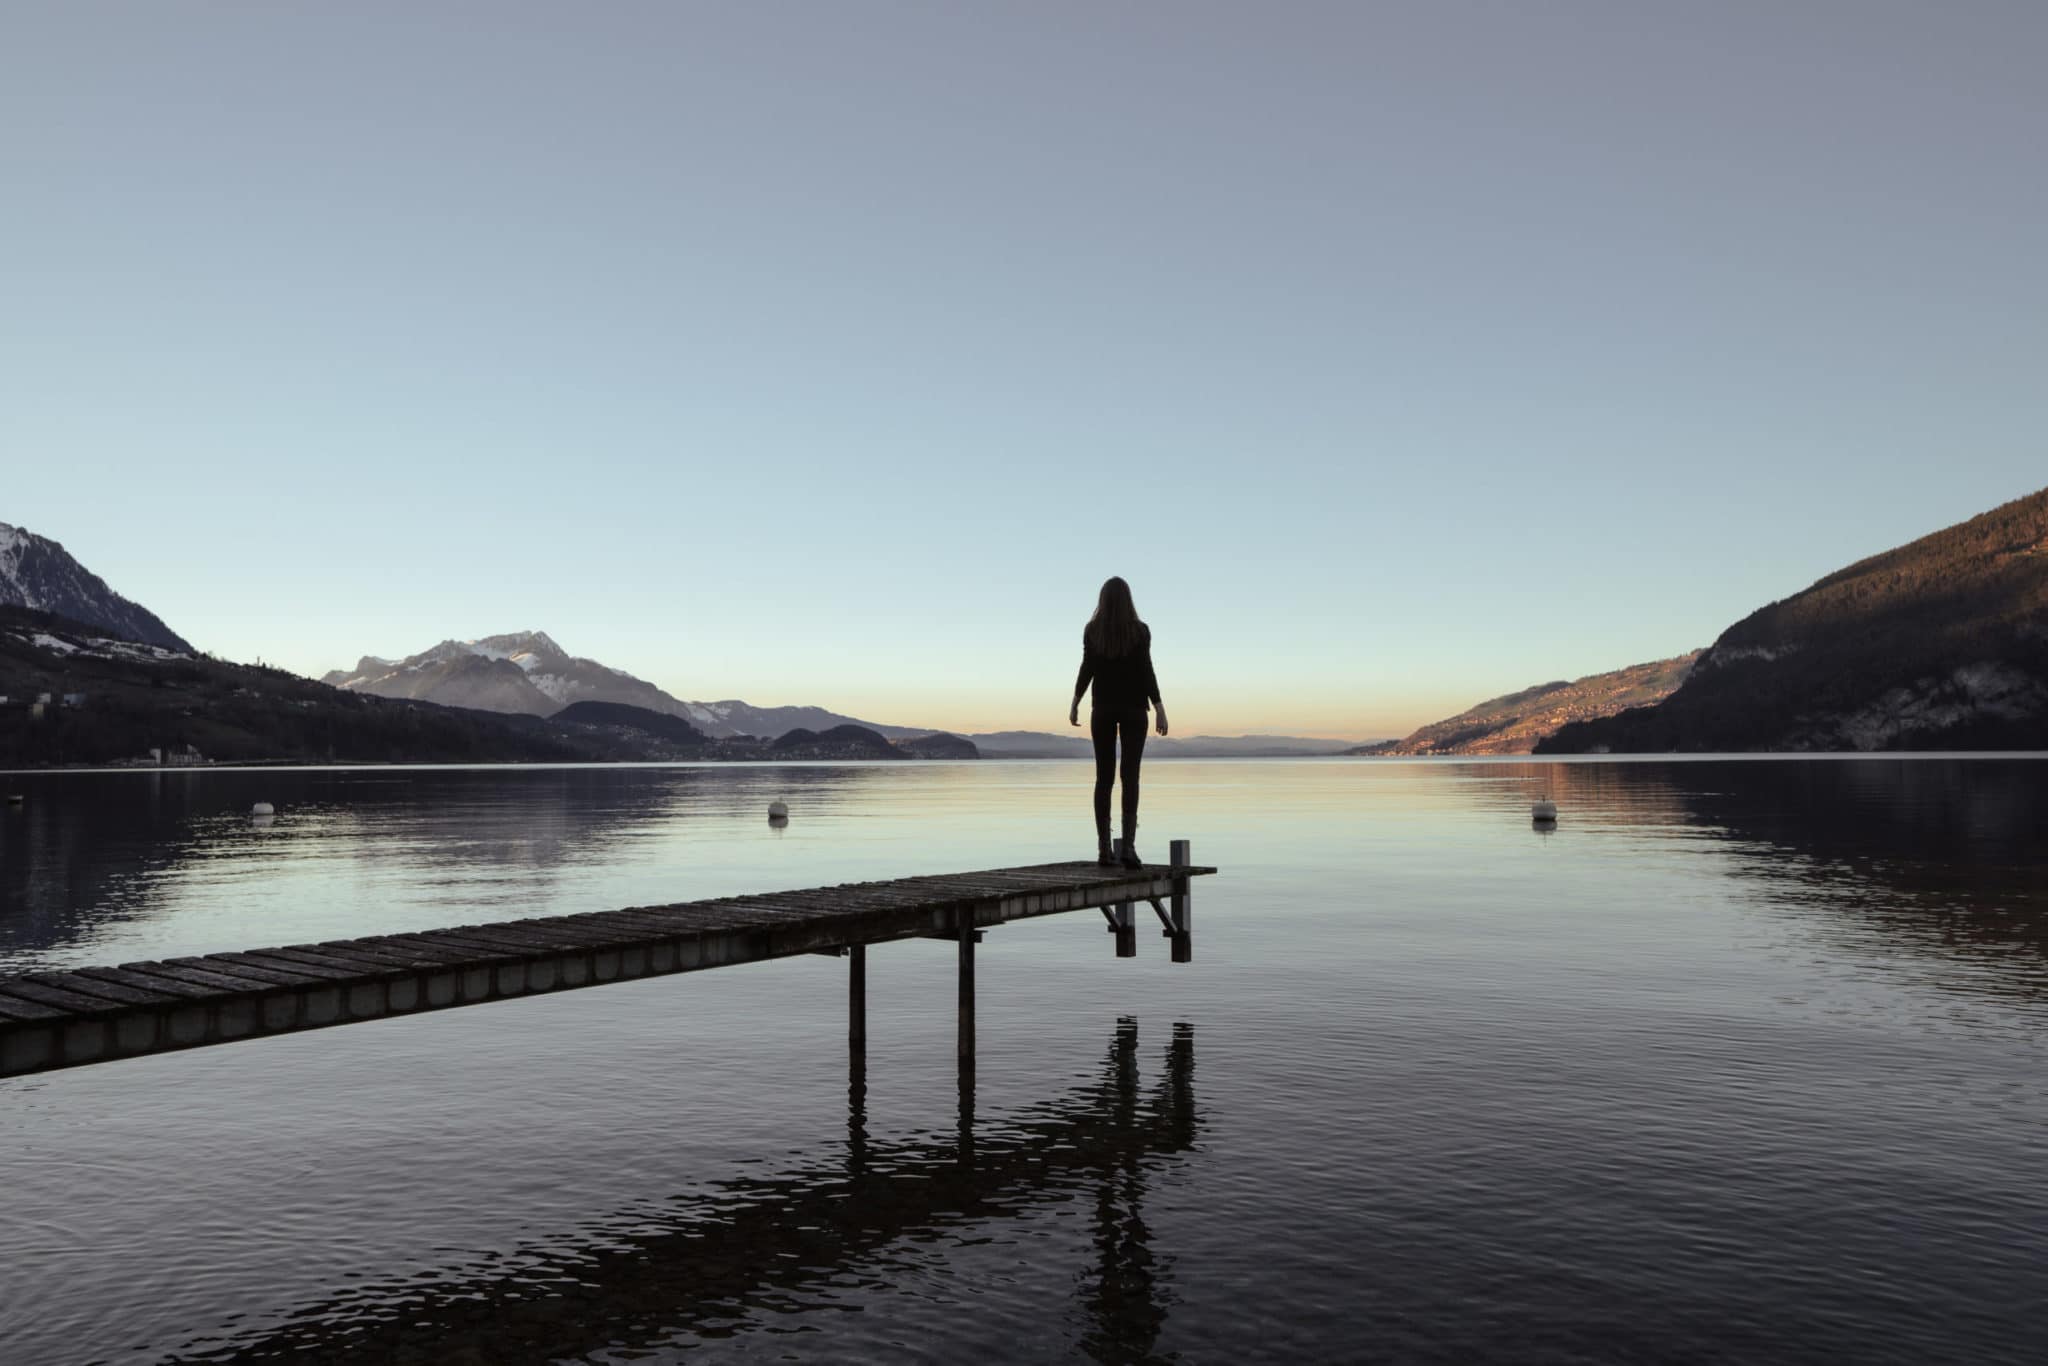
left=957, top=908, right=976, bottom=1061
left=1170, top=840, right=1193, bottom=963
left=849, top=943, right=866, bottom=1050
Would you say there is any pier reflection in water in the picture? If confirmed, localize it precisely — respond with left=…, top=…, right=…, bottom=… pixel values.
left=165, top=1021, right=1197, bottom=1365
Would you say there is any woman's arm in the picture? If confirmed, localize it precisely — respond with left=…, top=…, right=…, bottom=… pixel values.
left=1070, top=644, right=1094, bottom=727
left=1145, top=640, right=1167, bottom=735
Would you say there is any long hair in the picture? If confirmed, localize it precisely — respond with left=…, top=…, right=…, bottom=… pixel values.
left=1085, top=576, right=1146, bottom=657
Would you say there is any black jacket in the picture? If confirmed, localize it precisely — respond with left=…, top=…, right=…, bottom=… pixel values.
left=1075, top=624, right=1162, bottom=714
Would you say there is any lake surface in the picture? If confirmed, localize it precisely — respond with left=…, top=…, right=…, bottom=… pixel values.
left=2, top=757, right=2045, bottom=1365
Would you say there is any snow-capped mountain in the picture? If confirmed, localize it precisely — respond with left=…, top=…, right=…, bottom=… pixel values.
left=322, top=632, right=931, bottom=739
left=0, top=521, right=192, bottom=652
left=322, top=631, right=686, bottom=718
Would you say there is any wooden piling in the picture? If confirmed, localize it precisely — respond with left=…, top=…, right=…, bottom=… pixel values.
left=957, top=907, right=976, bottom=1060
left=849, top=943, right=866, bottom=1049
left=1170, top=839, right=1193, bottom=963
left=1113, top=899, right=1136, bottom=958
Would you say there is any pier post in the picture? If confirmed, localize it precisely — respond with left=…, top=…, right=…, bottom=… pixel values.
left=957, top=907, right=975, bottom=1061
left=1170, top=839, right=1192, bottom=963
left=849, top=943, right=866, bottom=1049
left=1113, top=899, right=1136, bottom=958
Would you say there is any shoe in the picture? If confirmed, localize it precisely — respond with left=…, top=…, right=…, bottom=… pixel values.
left=1097, top=836, right=1116, bottom=867
left=1118, top=836, right=1143, bottom=870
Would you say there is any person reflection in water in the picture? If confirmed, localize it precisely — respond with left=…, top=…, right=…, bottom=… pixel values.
left=1070, top=576, right=1168, bottom=868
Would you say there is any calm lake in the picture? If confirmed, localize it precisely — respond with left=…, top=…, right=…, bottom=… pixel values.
left=2, top=757, right=2045, bottom=1365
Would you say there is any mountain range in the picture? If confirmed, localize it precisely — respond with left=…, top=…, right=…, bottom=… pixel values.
left=322, top=633, right=934, bottom=739
left=0, top=522, right=191, bottom=652
left=14, top=482, right=2048, bottom=765
left=1350, top=652, right=1701, bottom=756
left=324, top=631, right=1365, bottom=756
left=1540, top=486, right=2048, bottom=752
left=0, top=607, right=976, bottom=767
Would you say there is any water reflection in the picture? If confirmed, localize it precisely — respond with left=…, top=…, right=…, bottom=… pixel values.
left=1460, top=758, right=2048, bottom=1008
left=0, top=765, right=916, bottom=967
left=165, top=1020, right=1199, bottom=1365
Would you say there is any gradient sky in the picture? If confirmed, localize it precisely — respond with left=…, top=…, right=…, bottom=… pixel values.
left=5, top=2, right=2044, bottom=738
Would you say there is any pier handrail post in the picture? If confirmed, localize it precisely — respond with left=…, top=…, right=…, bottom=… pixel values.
left=1170, top=839, right=1192, bottom=963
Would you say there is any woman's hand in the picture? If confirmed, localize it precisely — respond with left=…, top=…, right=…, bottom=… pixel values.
left=1068, top=700, right=1080, bottom=728
left=1155, top=707, right=1170, bottom=737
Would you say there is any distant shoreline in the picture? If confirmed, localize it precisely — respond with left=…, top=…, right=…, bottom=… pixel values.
left=10, top=750, right=2048, bottom=779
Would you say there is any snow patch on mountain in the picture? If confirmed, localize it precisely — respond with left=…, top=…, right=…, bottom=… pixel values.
left=526, top=672, right=575, bottom=704
left=10, top=625, right=190, bottom=664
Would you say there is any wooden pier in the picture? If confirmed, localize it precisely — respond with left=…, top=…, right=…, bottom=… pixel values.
left=0, top=842, right=1214, bottom=1078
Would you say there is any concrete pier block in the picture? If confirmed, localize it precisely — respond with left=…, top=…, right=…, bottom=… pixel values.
left=216, top=1001, right=258, bottom=1038
left=62, top=1020, right=109, bottom=1063
left=1, top=1027, right=54, bottom=1073
left=114, top=1012, right=161, bottom=1053
left=302, top=987, right=342, bottom=1025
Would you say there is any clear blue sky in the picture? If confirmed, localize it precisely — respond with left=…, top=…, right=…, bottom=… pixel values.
left=4, top=2, right=2043, bottom=737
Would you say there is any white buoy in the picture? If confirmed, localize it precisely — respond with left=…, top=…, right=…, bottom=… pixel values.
left=1532, top=798, right=1558, bottom=822
left=251, top=801, right=275, bottom=817
left=767, top=800, right=789, bottom=820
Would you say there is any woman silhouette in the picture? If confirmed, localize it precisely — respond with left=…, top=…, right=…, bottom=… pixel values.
left=1069, top=576, right=1169, bottom=867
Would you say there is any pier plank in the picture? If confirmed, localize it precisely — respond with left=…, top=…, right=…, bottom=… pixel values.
left=223, top=952, right=368, bottom=982
left=0, top=992, right=70, bottom=1022
left=20, top=972, right=185, bottom=1009
left=300, top=940, right=454, bottom=969
left=384, top=932, right=526, bottom=963
left=260, top=947, right=413, bottom=977
left=173, top=955, right=333, bottom=988
left=1, top=980, right=133, bottom=1017
left=73, top=966, right=227, bottom=1001
left=121, top=961, right=277, bottom=995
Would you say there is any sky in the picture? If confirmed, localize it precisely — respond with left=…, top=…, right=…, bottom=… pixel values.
left=4, top=2, right=2044, bottom=739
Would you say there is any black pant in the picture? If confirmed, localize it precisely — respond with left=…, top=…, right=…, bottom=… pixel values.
left=1091, top=708, right=1148, bottom=842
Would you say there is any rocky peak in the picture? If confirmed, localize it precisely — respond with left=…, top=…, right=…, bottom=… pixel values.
left=0, top=519, right=193, bottom=652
